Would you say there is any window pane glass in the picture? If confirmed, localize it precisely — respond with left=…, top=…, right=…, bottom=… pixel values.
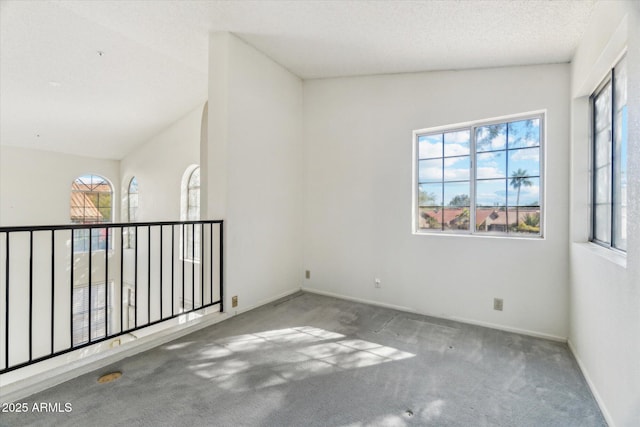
left=443, top=156, right=470, bottom=181
left=508, top=119, right=540, bottom=149
left=477, top=151, right=506, bottom=179
left=418, top=207, right=443, bottom=230
left=443, top=207, right=470, bottom=231
left=418, top=159, right=442, bottom=182
left=595, top=166, right=611, bottom=204
left=476, top=179, right=506, bottom=207
left=418, top=183, right=442, bottom=206
left=511, top=208, right=541, bottom=234
left=444, top=182, right=470, bottom=207
left=594, top=83, right=612, bottom=132
left=508, top=148, right=539, bottom=177
left=594, top=129, right=611, bottom=168
left=476, top=124, right=506, bottom=152
left=476, top=207, right=507, bottom=233
left=508, top=177, right=540, bottom=207
left=189, top=167, right=200, bottom=187
left=444, top=130, right=470, bottom=157
left=594, top=204, right=611, bottom=244
left=418, top=134, right=442, bottom=159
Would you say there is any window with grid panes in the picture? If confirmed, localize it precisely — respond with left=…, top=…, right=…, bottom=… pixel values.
left=415, top=113, right=543, bottom=236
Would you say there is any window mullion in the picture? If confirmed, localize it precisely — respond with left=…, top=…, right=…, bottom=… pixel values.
left=471, top=126, right=477, bottom=234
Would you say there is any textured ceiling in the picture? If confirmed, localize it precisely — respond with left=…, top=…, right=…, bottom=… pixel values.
left=0, top=0, right=597, bottom=159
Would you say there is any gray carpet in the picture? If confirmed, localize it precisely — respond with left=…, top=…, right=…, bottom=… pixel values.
left=0, top=292, right=605, bottom=426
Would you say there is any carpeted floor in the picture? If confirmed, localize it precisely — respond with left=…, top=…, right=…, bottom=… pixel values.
left=0, top=292, right=605, bottom=426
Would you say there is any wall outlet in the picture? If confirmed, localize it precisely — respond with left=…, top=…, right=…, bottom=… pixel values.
left=305, top=270, right=310, bottom=279
left=493, top=298, right=503, bottom=311
left=374, top=278, right=381, bottom=288
left=232, top=296, right=238, bottom=308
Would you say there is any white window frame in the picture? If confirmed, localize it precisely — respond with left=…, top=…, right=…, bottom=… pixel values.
left=413, top=112, right=545, bottom=238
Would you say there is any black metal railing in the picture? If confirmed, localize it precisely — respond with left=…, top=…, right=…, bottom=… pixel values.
left=0, top=220, right=223, bottom=374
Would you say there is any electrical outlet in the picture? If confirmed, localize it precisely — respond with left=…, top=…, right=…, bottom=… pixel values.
left=374, top=278, right=381, bottom=288
left=493, top=298, right=503, bottom=311
left=305, top=270, right=310, bottom=279
left=232, top=296, right=238, bottom=308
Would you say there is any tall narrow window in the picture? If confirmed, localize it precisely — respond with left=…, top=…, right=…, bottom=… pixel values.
left=126, top=177, right=138, bottom=249
left=69, top=174, right=113, bottom=345
left=181, top=166, right=200, bottom=261
left=592, top=54, right=627, bottom=252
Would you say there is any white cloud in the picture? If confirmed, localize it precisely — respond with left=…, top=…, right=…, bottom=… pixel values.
left=444, top=143, right=469, bottom=157
left=419, top=142, right=441, bottom=158
left=444, top=131, right=470, bottom=144
left=419, top=165, right=441, bottom=180
left=511, top=148, right=539, bottom=161
left=443, top=168, right=469, bottom=180
left=476, top=127, right=506, bottom=150
left=477, top=166, right=504, bottom=178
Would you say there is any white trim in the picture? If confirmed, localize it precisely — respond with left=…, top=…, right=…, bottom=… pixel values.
left=232, top=287, right=302, bottom=316
left=303, top=287, right=421, bottom=315
left=449, top=315, right=566, bottom=342
left=574, top=242, right=627, bottom=268
left=567, top=339, right=616, bottom=427
left=302, top=286, right=566, bottom=342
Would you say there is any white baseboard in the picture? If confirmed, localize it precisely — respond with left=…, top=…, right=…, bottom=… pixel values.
left=567, top=339, right=615, bottom=427
left=450, top=316, right=567, bottom=342
left=302, top=287, right=422, bottom=315
left=234, top=287, right=302, bottom=316
left=302, top=287, right=567, bottom=342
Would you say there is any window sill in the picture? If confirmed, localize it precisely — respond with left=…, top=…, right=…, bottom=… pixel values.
left=574, top=242, right=627, bottom=268
left=413, top=230, right=544, bottom=241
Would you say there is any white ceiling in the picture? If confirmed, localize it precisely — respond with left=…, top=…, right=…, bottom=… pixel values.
left=0, top=0, right=597, bottom=160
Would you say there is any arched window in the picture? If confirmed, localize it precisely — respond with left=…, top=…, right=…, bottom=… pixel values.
left=71, top=174, right=113, bottom=224
left=127, top=176, right=139, bottom=222
left=181, top=166, right=200, bottom=260
left=187, top=167, right=200, bottom=221
left=69, top=174, right=113, bottom=345
left=70, top=174, right=113, bottom=252
left=125, top=177, right=139, bottom=248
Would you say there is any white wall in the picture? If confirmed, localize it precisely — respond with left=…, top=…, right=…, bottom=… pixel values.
left=569, top=2, right=640, bottom=426
left=0, top=146, right=120, bottom=226
left=303, top=64, right=571, bottom=340
left=206, top=33, right=304, bottom=313
left=120, top=105, right=203, bottom=221
left=0, top=146, right=121, bottom=372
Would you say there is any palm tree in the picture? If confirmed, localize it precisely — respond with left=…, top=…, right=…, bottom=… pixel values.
left=510, top=168, right=532, bottom=230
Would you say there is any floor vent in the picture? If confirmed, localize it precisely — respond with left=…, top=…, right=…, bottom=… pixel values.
left=97, top=372, right=122, bottom=384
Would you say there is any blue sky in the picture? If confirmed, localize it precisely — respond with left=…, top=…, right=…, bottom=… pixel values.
left=418, top=119, right=541, bottom=206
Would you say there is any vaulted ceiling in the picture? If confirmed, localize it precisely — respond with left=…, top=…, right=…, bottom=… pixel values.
left=0, top=0, right=596, bottom=160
